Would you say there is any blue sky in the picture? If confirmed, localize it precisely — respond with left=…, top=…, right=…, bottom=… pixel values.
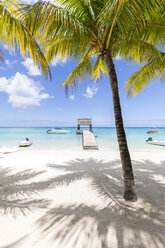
left=0, top=45, right=164, bottom=127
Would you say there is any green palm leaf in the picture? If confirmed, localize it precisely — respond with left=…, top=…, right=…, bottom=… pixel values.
left=91, top=56, right=108, bottom=81
left=112, top=39, right=163, bottom=64
left=125, top=53, right=165, bottom=96
left=0, top=0, right=51, bottom=78
left=62, top=49, right=93, bottom=91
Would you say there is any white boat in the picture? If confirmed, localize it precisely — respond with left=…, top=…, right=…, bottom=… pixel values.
left=146, top=138, right=165, bottom=146
left=19, top=139, right=32, bottom=147
left=47, top=128, right=70, bottom=134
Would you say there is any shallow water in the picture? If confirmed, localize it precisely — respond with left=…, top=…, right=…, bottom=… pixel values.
left=0, top=127, right=165, bottom=151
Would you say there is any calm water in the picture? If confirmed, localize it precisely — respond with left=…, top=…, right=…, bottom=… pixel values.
left=0, top=127, right=165, bottom=151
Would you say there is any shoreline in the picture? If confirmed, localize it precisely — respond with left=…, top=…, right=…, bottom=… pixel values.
left=1, top=146, right=165, bottom=152
left=1, top=126, right=165, bottom=153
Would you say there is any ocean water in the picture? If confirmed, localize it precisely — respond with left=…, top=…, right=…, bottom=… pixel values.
left=0, top=127, right=165, bottom=151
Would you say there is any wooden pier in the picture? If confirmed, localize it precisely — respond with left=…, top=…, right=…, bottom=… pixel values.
left=76, top=118, right=93, bottom=134
left=82, top=130, right=98, bottom=150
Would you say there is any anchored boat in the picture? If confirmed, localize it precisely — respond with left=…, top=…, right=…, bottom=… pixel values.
left=47, top=128, right=70, bottom=134
left=19, top=138, right=32, bottom=147
left=146, top=137, right=165, bottom=146
left=147, top=130, right=162, bottom=134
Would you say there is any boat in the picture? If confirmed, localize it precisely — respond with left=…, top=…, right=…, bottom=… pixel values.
left=146, top=137, right=165, bottom=146
left=47, top=128, right=70, bottom=134
left=147, top=130, right=162, bottom=134
left=19, top=138, right=32, bottom=147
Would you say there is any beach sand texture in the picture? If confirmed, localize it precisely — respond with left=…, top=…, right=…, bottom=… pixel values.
left=0, top=149, right=165, bottom=248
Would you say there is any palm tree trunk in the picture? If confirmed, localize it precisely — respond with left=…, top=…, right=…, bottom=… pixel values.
left=104, top=50, right=137, bottom=201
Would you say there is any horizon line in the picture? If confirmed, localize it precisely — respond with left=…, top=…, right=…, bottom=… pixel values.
left=0, top=126, right=164, bottom=128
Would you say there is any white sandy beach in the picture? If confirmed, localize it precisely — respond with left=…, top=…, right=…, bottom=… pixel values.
left=0, top=149, right=165, bottom=248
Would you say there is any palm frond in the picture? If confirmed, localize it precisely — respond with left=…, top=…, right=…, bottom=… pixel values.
left=98, top=0, right=164, bottom=49
left=125, top=53, right=165, bottom=96
left=98, top=0, right=145, bottom=47
left=128, top=2, right=165, bottom=47
left=57, top=0, right=96, bottom=24
left=0, top=0, right=51, bottom=78
left=62, top=49, right=94, bottom=92
left=91, top=56, right=108, bottom=81
left=44, top=35, right=88, bottom=63
left=145, top=4, right=165, bottom=47
left=112, top=39, right=163, bottom=64
left=22, top=1, right=96, bottom=41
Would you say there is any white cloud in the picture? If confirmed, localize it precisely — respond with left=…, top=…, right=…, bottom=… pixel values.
left=70, top=95, right=75, bottom=101
left=0, top=72, right=52, bottom=109
left=22, top=58, right=41, bottom=76
left=83, top=86, right=98, bottom=99
left=51, top=57, right=67, bottom=67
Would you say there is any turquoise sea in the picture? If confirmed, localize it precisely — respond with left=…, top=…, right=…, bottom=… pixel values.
left=0, top=127, right=165, bottom=151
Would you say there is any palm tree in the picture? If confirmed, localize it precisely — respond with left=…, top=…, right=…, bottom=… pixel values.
left=0, top=0, right=51, bottom=77
left=23, top=0, right=163, bottom=201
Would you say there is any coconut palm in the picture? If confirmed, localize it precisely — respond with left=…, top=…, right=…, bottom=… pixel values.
left=23, top=0, right=163, bottom=201
left=0, top=0, right=51, bottom=77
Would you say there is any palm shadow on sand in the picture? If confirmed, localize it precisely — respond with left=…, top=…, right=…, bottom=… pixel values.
left=0, top=167, right=50, bottom=216
left=1, top=158, right=165, bottom=248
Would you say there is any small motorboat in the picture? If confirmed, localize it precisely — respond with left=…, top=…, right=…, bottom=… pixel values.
left=146, top=137, right=165, bottom=146
left=19, top=138, right=32, bottom=147
left=47, top=128, right=70, bottom=134
left=147, top=130, right=162, bottom=134
left=147, top=130, right=160, bottom=134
